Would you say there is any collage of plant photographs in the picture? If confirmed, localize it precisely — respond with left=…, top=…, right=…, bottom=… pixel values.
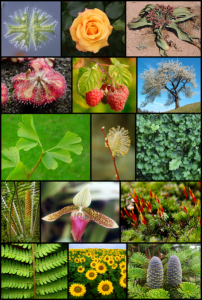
left=1, top=1, right=201, bottom=299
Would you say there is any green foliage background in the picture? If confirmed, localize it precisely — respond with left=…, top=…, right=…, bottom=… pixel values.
left=1, top=114, right=90, bottom=180
left=62, top=1, right=125, bottom=56
left=128, top=244, right=201, bottom=299
left=136, top=114, right=201, bottom=180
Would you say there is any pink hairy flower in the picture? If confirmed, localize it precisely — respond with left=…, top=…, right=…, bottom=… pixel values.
left=1, top=83, right=8, bottom=105
left=13, top=58, right=66, bottom=106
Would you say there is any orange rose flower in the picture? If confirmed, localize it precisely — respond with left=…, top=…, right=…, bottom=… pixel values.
left=69, top=8, right=113, bottom=53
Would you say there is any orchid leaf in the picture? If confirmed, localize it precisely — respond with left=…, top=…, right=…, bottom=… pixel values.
left=42, top=205, right=79, bottom=221
left=82, top=207, right=119, bottom=228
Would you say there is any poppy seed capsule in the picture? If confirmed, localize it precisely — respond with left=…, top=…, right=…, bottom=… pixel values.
left=147, top=256, right=163, bottom=289
left=167, top=255, right=182, bottom=286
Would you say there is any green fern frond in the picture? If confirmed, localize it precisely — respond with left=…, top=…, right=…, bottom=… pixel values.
left=1, top=244, right=67, bottom=299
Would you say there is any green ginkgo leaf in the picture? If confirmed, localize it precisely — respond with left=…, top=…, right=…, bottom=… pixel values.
left=6, top=161, right=28, bottom=180
left=54, top=132, right=83, bottom=155
left=15, top=138, right=38, bottom=151
left=2, top=147, right=20, bottom=169
left=17, top=115, right=41, bottom=146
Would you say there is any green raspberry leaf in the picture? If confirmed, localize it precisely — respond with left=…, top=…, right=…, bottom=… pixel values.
left=109, top=65, right=132, bottom=86
left=78, top=68, right=102, bottom=97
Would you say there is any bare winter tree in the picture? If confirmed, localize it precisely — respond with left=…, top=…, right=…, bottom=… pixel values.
left=140, top=60, right=197, bottom=109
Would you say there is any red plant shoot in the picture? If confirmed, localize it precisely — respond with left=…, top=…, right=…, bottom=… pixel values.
left=140, top=195, right=146, bottom=206
left=124, top=207, right=130, bottom=218
left=121, top=210, right=126, bottom=220
left=130, top=193, right=139, bottom=205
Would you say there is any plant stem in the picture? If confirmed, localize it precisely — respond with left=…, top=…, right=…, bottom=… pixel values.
left=101, top=127, right=120, bottom=180
left=27, top=152, right=44, bottom=180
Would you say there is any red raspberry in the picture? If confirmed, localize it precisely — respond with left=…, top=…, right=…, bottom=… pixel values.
left=85, top=89, right=103, bottom=107
left=107, top=84, right=129, bottom=112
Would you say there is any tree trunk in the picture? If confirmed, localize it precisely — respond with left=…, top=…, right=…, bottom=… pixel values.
left=175, top=95, right=180, bottom=109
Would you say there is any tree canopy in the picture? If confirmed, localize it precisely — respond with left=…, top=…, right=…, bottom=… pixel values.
left=140, top=60, right=197, bottom=109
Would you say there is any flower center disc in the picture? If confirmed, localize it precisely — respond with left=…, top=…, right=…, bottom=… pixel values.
left=75, top=287, right=82, bottom=293
left=103, top=284, right=109, bottom=291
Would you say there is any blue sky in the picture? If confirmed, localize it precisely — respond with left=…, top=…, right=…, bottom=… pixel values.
left=69, top=244, right=126, bottom=249
left=138, top=58, right=201, bottom=112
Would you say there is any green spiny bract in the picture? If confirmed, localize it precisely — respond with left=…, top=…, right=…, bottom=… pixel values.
left=147, top=256, right=163, bottom=289
left=167, top=255, right=182, bottom=286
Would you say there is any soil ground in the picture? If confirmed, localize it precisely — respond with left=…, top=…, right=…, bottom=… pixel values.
left=1, top=58, right=72, bottom=113
left=126, top=1, right=201, bottom=56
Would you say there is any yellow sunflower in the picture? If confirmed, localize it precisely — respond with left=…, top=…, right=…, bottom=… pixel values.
left=115, top=256, right=120, bottom=262
left=69, top=283, right=86, bottom=297
left=87, top=253, right=91, bottom=257
left=90, top=261, right=97, bottom=268
left=85, top=269, right=98, bottom=280
left=96, top=263, right=107, bottom=274
left=104, top=255, right=110, bottom=262
left=107, top=259, right=114, bottom=266
left=121, top=268, right=126, bottom=275
left=119, top=275, right=126, bottom=288
left=119, top=261, right=126, bottom=269
left=97, top=280, right=114, bottom=296
left=77, top=266, right=85, bottom=273
left=80, top=257, right=86, bottom=263
left=74, top=258, right=79, bottom=263
left=112, top=263, right=118, bottom=269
